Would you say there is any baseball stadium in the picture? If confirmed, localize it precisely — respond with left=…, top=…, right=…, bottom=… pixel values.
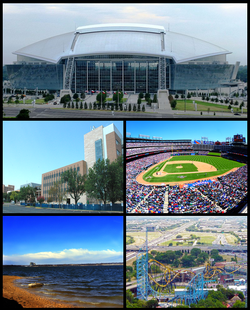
left=126, top=132, right=247, bottom=214
left=6, top=23, right=240, bottom=94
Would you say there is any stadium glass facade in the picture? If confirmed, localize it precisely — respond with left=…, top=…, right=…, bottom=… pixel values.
left=70, top=56, right=160, bottom=93
left=6, top=23, right=238, bottom=93
left=6, top=57, right=235, bottom=93
left=6, top=63, right=63, bottom=90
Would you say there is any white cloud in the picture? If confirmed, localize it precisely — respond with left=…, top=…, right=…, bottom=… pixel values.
left=3, top=248, right=123, bottom=265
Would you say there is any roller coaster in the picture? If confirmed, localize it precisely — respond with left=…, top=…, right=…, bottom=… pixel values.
left=136, top=228, right=243, bottom=306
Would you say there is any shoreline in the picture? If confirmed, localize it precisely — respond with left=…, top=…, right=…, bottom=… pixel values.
left=3, top=275, right=76, bottom=308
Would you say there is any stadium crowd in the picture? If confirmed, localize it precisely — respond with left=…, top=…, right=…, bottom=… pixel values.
left=126, top=152, right=248, bottom=214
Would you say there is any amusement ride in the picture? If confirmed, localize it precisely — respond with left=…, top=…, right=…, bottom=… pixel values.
left=136, top=228, right=243, bottom=306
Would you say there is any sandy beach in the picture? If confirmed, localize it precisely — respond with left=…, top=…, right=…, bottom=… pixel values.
left=3, top=275, right=75, bottom=308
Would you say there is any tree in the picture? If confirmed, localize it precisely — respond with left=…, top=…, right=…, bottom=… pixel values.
left=106, top=156, right=123, bottom=203
left=60, top=94, right=71, bottom=104
left=191, top=248, right=201, bottom=257
left=16, top=109, right=30, bottom=119
left=85, top=157, right=123, bottom=204
left=73, top=93, right=78, bottom=100
left=232, top=300, right=245, bottom=308
left=96, top=91, right=107, bottom=103
left=85, top=158, right=110, bottom=204
left=37, top=196, right=45, bottom=204
left=113, top=91, right=123, bottom=103
left=9, top=191, right=19, bottom=203
left=60, top=169, right=86, bottom=205
left=18, top=185, right=36, bottom=203
left=48, top=180, right=66, bottom=204
left=145, top=93, right=151, bottom=101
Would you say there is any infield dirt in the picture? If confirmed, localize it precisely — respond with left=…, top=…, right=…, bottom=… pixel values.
left=136, top=157, right=239, bottom=186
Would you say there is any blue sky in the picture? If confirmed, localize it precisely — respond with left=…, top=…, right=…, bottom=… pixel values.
left=3, top=121, right=123, bottom=190
left=3, top=3, right=247, bottom=65
left=3, top=216, right=123, bottom=265
left=126, top=121, right=247, bottom=143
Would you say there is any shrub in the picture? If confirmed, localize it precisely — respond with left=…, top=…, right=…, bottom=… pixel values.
left=16, top=109, right=30, bottom=119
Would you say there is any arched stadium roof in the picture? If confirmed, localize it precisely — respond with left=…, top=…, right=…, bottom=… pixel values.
left=13, top=23, right=231, bottom=64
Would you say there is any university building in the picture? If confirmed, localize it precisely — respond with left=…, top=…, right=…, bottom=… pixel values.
left=41, top=123, right=122, bottom=203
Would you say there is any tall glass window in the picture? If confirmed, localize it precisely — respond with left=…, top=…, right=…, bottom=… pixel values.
left=148, top=61, right=158, bottom=92
left=88, top=61, right=99, bottom=91
left=95, top=139, right=103, bottom=161
left=136, top=62, right=147, bottom=93
left=100, top=62, right=111, bottom=91
left=124, top=61, right=135, bottom=91
left=112, top=61, right=122, bottom=91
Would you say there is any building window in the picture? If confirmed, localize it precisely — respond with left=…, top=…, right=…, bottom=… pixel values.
left=95, top=139, right=103, bottom=161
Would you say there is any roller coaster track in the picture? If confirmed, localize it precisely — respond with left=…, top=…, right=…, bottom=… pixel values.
left=148, top=259, right=195, bottom=287
left=136, top=228, right=244, bottom=305
left=203, top=262, right=242, bottom=279
left=147, top=259, right=242, bottom=286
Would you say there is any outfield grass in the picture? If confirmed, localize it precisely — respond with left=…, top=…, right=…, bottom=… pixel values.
left=208, top=152, right=221, bottom=156
left=143, top=155, right=245, bottom=183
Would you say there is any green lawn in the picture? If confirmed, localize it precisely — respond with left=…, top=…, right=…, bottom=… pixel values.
left=174, top=99, right=247, bottom=113
left=143, top=155, right=245, bottom=183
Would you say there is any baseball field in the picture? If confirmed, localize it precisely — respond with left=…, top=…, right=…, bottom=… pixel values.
left=138, top=155, right=245, bottom=185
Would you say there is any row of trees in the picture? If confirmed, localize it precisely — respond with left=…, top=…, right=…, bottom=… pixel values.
left=137, top=92, right=158, bottom=106
left=48, top=156, right=123, bottom=205
left=62, top=100, right=146, bottom=112
left=3, top=184, right=39, bottom=204
left=5, top=157, right=123, bottom=206
left=126, top=284, right=245, bottom=308
left=189, top=285, right=245, bottom=308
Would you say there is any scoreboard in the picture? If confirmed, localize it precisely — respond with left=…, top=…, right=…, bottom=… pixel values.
left=233, top=134, right=245, bottom=143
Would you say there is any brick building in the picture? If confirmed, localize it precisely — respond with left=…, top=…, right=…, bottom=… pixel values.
left=41, top=123, right=122, bottom=204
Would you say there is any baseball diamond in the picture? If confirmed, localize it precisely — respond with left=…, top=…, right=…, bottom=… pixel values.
left=126, top=126, right=247, bottom=214
left=138, top=155, right=244, bottom=185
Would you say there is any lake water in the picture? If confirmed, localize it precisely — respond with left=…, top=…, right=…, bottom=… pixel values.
left=3, top=265, right=123, bottom=308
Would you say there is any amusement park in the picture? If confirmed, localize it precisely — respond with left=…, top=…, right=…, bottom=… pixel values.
left=126, top=217, right=247, bottom=308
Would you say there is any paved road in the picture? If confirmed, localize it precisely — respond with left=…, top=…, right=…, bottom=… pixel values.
left=3, top=106, right=167, bottom=118
left=3, top=204, right=122, bottom=214
left=4, top=105, right=247, bottom=119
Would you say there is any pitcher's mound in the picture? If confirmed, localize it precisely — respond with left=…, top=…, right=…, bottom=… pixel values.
left=176, top=165, right=183, bottom=168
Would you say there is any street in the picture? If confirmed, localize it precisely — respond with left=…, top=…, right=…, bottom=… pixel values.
left=4, top=104, right=247, bottom=119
